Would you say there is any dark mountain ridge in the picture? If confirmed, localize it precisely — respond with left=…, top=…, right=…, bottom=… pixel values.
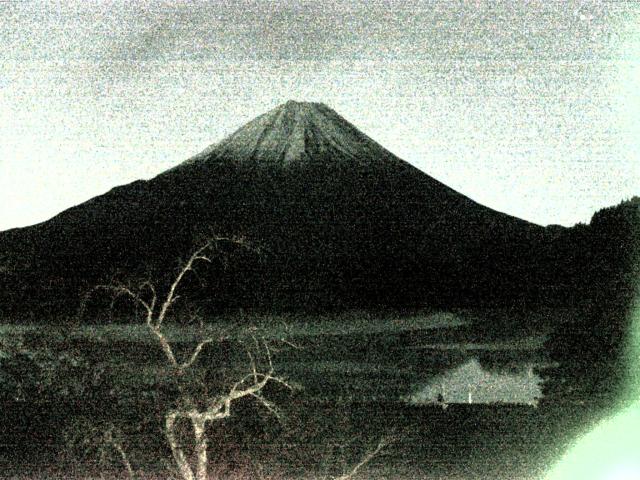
left=0, top=101, right=633, bottom=318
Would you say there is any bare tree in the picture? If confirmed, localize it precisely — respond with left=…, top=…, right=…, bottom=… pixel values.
left=86, top=236, right=293, bottom=480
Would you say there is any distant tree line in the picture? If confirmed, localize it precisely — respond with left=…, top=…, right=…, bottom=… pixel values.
left=540, top=197, right=640, bottom=410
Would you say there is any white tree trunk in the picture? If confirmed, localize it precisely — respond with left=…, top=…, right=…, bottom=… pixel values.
left=192, top=416, right=209, bottom=480
left=166, top=412, right=196, bottom=480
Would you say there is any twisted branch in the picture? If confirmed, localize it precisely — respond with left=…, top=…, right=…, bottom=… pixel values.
left=333, top=437, right=391, bottom=480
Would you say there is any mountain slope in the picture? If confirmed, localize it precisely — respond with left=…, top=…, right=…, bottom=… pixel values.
left=0, top=101, right=550, bottom=315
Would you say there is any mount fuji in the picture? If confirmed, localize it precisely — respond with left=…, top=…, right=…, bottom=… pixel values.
left=0, top=101, right=553, bottom=314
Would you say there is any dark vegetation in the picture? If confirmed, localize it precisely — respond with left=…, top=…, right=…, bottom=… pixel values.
left=540, top=197, right=640, bottom=411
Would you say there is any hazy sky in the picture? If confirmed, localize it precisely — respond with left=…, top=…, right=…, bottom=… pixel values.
left=1, top=0, right=639, bottom=231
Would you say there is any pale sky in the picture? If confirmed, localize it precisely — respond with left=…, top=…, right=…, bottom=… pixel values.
left=1, top=0, right=639, bottom=231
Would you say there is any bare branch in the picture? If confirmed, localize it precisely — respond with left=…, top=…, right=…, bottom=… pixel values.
left=154, top=235, right=249, bottom=329
left=228, top=372, right=267, bottom=400
left=278, top=337, right=303, bottom=350
left=156, top=240, right=213, bottom=328
left=148, top=324, right=178, bottom=367
left=192, top=255, right=212, bottom=263
left=226, top=341, right=293, bottom=403
left=249, top=392, right=284, bottom=421
left=138, top=280, right=157, bottom=310
left=179, top=338, right=214, bottom=370
left=138, top=281, right=157, bottom=323
left=333, top=437, right=391, bottom=480
left=89, top=284, right=154, bottom=324
left=188, top=267, right=207, bottom=289
left=263, top=340, right=274, bottom=371
left=229, top=371, right=294, bottom=402
left=246, top=348, right=258, bottom=383
left=104, top=426, right=136, bottom=480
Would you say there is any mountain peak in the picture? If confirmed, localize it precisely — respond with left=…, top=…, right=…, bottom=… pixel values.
left=280, top=99, right=325, bottom=111
left=182, top=101, right=392, bottom=168
left=276, top=100, right=332, bottom=119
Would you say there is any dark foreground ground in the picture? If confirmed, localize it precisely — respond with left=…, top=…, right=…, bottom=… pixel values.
left=1, top=400, right=594, bottom=480
left=0, top=310, right=605, bottom=479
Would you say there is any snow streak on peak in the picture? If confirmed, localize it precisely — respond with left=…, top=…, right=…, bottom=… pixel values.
left=187, top=101, right=394, bottom=167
